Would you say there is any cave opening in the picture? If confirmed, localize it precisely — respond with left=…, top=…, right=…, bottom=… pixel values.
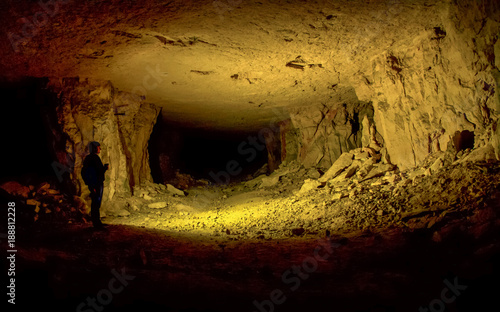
left=453, top=130, right=475, bottom=152
left=148, top=117, right=270, bottom=188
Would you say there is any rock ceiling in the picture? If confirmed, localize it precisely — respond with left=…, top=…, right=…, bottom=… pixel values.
left=0, top=0, right=472, bottom=131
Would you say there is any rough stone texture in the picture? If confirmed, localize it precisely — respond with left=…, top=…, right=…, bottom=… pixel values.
left=288, top=93, right=377, bottom=169
left=297, top=179, right=323, bottom=195
left=278, top=119, right=298, bottom=165
left=260, top=175, right=280, bottom=188
left=491, top=120, right=500, bottom=160
left=46, top=78, right=160, bottom=208
left=319, top=152, right=354, bottom=182
left=459, top=143, right=497, bottom=163
left=278, top=1, right=499, bottom=171
left=358, top=2, right=500, bottom=170
left=0, top=0, right=499, bottom=172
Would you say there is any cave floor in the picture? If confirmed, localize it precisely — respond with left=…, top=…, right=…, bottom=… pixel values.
left=11, top=161, right=500, bottom=312
left=14, top=214, right=500, bottom=312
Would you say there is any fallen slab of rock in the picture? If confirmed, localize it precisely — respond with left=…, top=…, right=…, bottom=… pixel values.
left=260, top=175, right=281, bottom=188
left=0, top=181, right=30, bottom=198
left=360, top=163, right=397, bottom=182
left=459, top=143, right=498, bottom=163
left=319, top=152, right=354, bottom=182
left=297, top=179, right=324, bottom=195
left=148, top=202, right=168, bottom=209
left=167, top=184, right=185, bottom=196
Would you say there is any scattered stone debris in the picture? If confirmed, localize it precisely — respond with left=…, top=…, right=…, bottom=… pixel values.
left=95, top=142, right=499, bottom=241
left=0, top=181, right=88, bottom=225
left=3, top=142, right=498, bottom=241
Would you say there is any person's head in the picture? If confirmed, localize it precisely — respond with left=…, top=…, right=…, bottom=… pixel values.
left=88, top=141, right=101, bottom=154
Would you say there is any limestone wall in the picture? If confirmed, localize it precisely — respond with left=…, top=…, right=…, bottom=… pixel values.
left=47, top=78, right=160, bottom=206
left=284, top=1, right=500, bottom=171
left=283, top=86, right=381, bottom=170
left=354, top=0, right=500, bottom=170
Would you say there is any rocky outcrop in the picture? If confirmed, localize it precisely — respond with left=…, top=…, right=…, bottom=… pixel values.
left=278, top=1, right=500, bottom=172
left=284, top=88, right=381, bottom=170
left=46, top=78, right=160, bottom=211
left=352, top=1, right=500, bottom=170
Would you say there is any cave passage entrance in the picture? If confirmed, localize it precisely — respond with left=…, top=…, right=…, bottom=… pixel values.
left=149, top=117, right=270, bottom=187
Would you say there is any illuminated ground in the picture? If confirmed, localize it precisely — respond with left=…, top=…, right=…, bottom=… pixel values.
left=105, top=160, right=500, bottom=242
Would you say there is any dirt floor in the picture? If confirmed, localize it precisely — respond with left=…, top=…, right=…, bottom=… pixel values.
left=4, top=154, right=500, bottom=312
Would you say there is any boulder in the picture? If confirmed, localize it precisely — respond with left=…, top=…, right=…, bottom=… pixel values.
left=354, top=152, right=370, bottom=160
left=356, top=157, right=377, bottom=179
left=102, top=200, right=131, bottom=217
left=382, top=173, right=400, bottom=185
left=306, top=168, right=322, bottom=179
left=259, top=169, right=291, bottom=188
left=360, top=163, right=397, bottom=181
left=166, top=184, right=185, bottom=196
left=174, top=204, right=196, bottom=213
left=134, top=188, right=148, bottom=198
left=343, top=161, right=361, bottom=179
left=36, top=182, right=51, bottom=193
left=297, top=179, right=323, bottom=195
left=148, top=202, right=167, bottom=209
left=26, top=199, right=41, bottom=206
left=117, top=210, right=131, bottom=217
left=429, top=157, right=444, bottom=174
left=244, top=175, right=265, bottom=189
left=332, top=192, right=346, bottom=200
left=0, top=181, right=30, bottom=198
left=459, top=144, right=498, bottom=163
left=319, top=152, right=354, bottom=182
left=260, top=175, right=281, bottom=188
left=126, top=197, right=142, bottom=211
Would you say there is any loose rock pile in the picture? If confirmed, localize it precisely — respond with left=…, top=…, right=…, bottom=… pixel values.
left=2, top=143, right=498, bottom=242
left=0, top=181, right=88, bottom=227
left=102, top=144, right=499, bottom=241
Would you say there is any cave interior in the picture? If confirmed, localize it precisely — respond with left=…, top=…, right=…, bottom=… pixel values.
left=1, top=0, right=500, bottom=311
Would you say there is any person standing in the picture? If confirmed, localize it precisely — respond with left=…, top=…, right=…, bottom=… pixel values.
left=81, top=141, right=109, bottom=229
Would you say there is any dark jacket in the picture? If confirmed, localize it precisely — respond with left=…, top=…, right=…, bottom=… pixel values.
left=82, top=153, right=107, bottom=186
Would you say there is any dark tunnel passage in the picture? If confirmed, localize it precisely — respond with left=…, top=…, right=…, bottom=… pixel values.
left=0, top=78, right=54, bottom=183
left=148, top=117, right=270, bottom=187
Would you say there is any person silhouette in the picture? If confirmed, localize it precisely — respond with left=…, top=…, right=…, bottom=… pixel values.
left=81, top=141, right=109, bottom=229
